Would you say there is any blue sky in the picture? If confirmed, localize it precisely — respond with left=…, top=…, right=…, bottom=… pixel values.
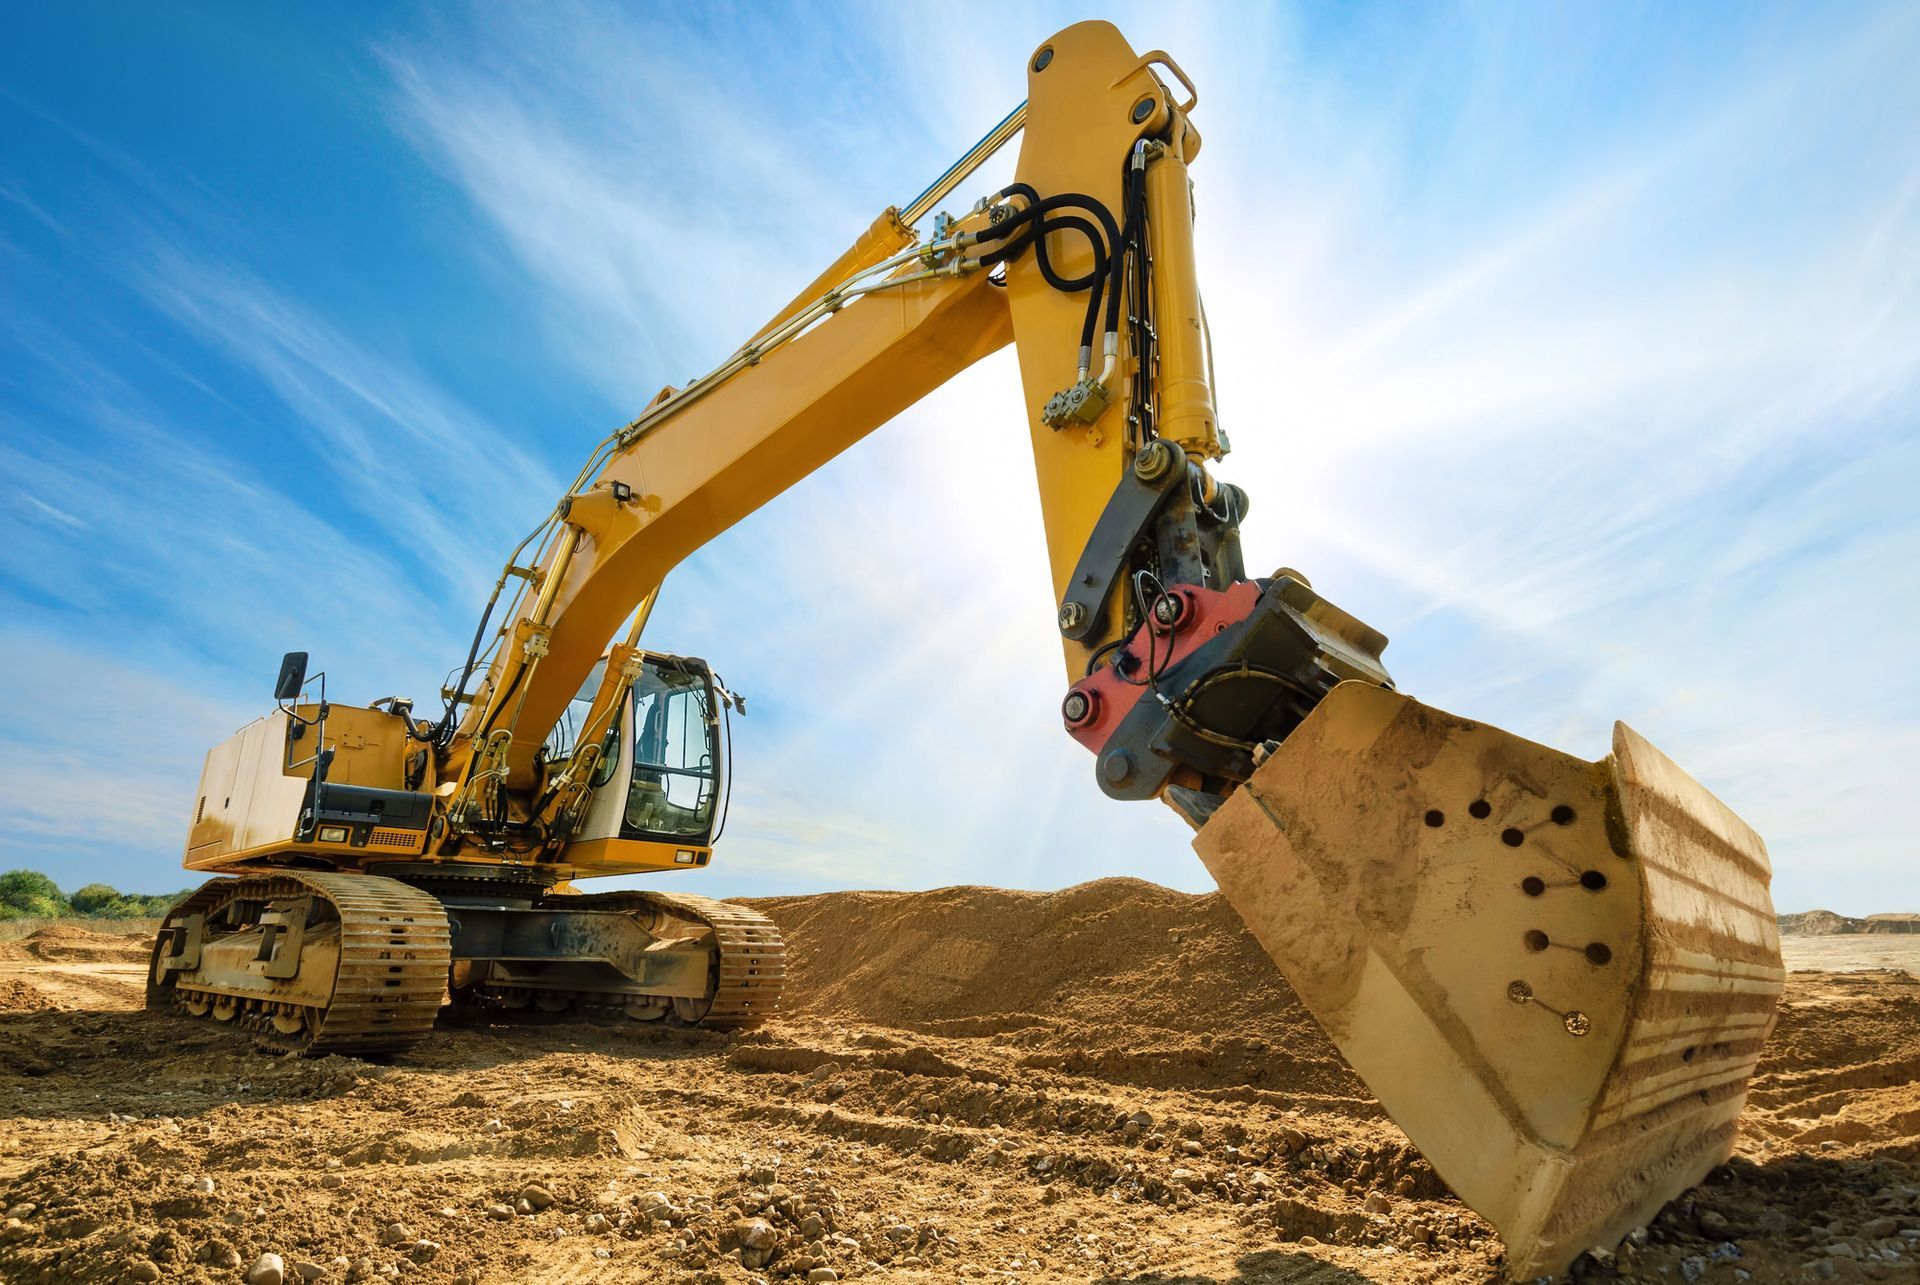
left=2, top=3, right=1915, bottom=914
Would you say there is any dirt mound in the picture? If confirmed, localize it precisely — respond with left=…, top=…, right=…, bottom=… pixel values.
left=750, top=878, right=1365, bottom=1098
left=0, top=887, right=1915, bottom=1284
left=0, top=924, right=154, bottom=964
left=1781, top=908, right=1920, bottom=936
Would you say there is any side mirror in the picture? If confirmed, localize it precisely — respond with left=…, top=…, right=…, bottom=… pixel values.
left=274, top=651, right=310, bottom=703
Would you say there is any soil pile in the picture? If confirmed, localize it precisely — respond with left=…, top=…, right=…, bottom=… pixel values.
left=0, top=925, right=154, bottom=965
left=1781, top=909, right=1920, bottom=936
left=751, top=879, right=1364, bottom=1099
left=0, top=888, right=1915, bottom=1284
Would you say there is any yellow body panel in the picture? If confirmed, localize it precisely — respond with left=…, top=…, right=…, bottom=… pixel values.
left=185, top=704, right=427, bottom=872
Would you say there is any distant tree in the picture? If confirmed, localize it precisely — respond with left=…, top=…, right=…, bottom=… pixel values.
left=70, top=882, right=125, bottom=916
left=0, top=869, right=70, bottom=919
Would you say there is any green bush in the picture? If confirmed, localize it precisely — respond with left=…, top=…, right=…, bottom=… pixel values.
left=70, top=882, right=124, bottom=915
left=0, top=870, right=69, bottom=918
left=0, top=870, right=191, bottom=920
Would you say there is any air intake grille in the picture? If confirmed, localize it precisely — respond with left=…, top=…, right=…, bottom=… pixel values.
left=368, top=828, right=423, bottom=851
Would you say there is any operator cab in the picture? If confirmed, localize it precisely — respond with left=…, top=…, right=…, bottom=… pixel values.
left=543, top=651, right=736, bottom=867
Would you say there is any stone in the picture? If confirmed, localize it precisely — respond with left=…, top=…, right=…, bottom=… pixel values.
left=798, top=1214, right=825, bottom=1239
left=518, top=1184, right=557, bottom=1211
left=1697, top=1209, right=1733, bottom=1239
left=293, top=1262, right=327, bottom=1282
left=410, top=1241, right=439, bottom=1263
left=735, top=1218, right=777, bottom=1251
left=1364, top=1191, right=1393, bottom=1216
left=125, top=1261, right=164, bottom=1283
left=585, top=1213, right=612, bottom=1234
left=320, top=1175, right=344, bottom=1190
left=486, top=1204, right=513, bottom=1221
left=1862, top=1217, right=1899, bottom=1239
left=1179, top=1140, right=1204, bottom=1156
left=249, top=1253, right=287, bottom=1285
left=192, top=1177, right=217, bottom=1195
left=379, top=1223, right=414, bottom=1246
left=884, top=1224, right=914, bottom=1243
left=807, top=1271, right=839, bottom=1284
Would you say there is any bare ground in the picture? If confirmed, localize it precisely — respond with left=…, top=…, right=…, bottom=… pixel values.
left=0, top=883, right=1916, bottom=1285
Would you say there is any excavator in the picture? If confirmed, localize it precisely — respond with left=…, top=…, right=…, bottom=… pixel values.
left=149, top=22, right=1784, bottom=1279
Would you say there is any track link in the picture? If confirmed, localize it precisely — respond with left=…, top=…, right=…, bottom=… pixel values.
left=546, top=889, right=786, bottom=1028
left=148, top=872, right=451, bottom=1056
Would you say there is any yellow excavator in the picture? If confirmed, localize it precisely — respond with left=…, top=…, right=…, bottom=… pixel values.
left=150, top=22, right=1784, bottom=1278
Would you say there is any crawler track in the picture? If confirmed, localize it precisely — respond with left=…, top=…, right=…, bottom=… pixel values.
left=147, top=872, right=451, bottom=1056
left=544, top=889, right=787, bottom=1028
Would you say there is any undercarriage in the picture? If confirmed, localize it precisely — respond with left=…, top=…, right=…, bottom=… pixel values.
left=146, top=863, right=785, bottom=1056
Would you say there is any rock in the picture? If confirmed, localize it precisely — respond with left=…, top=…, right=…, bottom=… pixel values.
left=518, top=1184, right=557, bottom=1211
left=192, top=1177, right=217, bottom=1195
left=249, top=1253, right=287, bottom=1285
left=1862, top=1217, right=1899, bottom=1239
left=798, top=1214, right=825, bottom=1239
left=1122, top=1120, right=1142, bottom=1139
left=320, top=1174, right=344, bottom=1190
left=1179, top=1140, right=1204, bottom=1156
left=515, top=1198, right=535, bottom=1216
left=884, top=1224, right=914, bottom=1243
left=127, top=1263, right=162, bottom=1283
left=1679, top=1256, right=1706, bottom=1283
left=586, top=1213, right=613, bottom=1234
left=379, top=1223, right=414, bottom=1246
left=1814, top=1260, right=1837, bottom=1280
left=1697, top=1209, right=1734, bottom=1239
left=807, top=1271, right=839, bottom=1284
left=293, top=1262, right=327, bottom=1282
left=438, top=1207, right=459, bottom=1220
left=204, top=1241, right=243, bottom=1269
left=486, top=1204, right=512, bottom=1220
left=482, top=1119, right=505, bottom=1135
left=1128, top=1111, right=1153, bottom=1128
left=594, top=1248, right=610, bottom=1260
left=735, top=1218, right=777, bottom=1251
left=410, top=1241, right=439, bottom=1263
left=1364, top=1191, right=1393, bottom=1216
left=5, top=1204, right=33, bottom=1219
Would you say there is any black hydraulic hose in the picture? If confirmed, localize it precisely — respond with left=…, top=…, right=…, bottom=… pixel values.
left=975, top=187, right=1123, bottom=356
left=980, top=213, right=1108, bottom=352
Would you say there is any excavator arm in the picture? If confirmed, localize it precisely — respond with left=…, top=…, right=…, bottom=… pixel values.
left=163, top=22, right=1784, bottom=1279
left=441, top=22, right=1385, bottom=853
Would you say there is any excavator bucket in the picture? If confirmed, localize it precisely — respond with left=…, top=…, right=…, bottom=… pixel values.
left=1193, top=682, right=1783, bottom=1280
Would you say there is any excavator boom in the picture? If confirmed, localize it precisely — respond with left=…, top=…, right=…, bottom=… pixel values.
left=152, top=21, right=1780, bottom=1279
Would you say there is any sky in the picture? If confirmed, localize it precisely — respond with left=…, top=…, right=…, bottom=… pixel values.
left=1, top=2, right=1915, bottom=914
